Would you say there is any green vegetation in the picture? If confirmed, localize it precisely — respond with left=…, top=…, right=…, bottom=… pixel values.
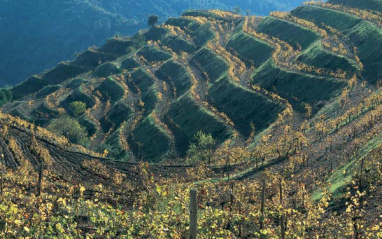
left=167, top=94, right=231, bottom=155
left=252, top=60, right=346, bottom=109
left=155, top=60, right=192, bottom=97
left=227, top=31, right=274, bottom=66
left=100, top=102, right=133, bottom=132
left=291, top=5, right=361, bottom=31
left=73, top=49, right=118, bottom=69
left=66, top=78, right=88, bottom=90
left=11, top=62, right=87, bottom=100
left=187, top=131, right=216, bottom=165
left=94, top=62, right=121, bottom=77
left=148, top=15, right=159, bottom=28
left=1, top=3, right=382, bottom=237
left=137, top=46, right=172, bottom=63
left=69, top=101, right=87, bottom=117
left=209, top=77, right=283, bottom=137
left=31, top=103, right=59, bottom=122
left=95, top=77, right=124, bottom=104
left=99, top=38, right=136, bottom=56
left=166, top=17, right=215, bottom=46
left=130, top=68, right=155, bottom=93
left=313, top=135, right=382, bottom=201
left=35, top=85, right=61, bottom=99
left=130, top=68, right=158, bottom=114
left=47, top=115, right=88, bottom=145
left=129, top=116, right=171, bottom=162
left=0, top=89, right=12, bottom=107
left=101, top=132, right=131, bottom=160
left=1, top=0, right=305, bottom=87
left=292, top=5, right=382, bottom=84
left=298, top=41, right=358, bottom=73
left=329, top=0, right=382, bottom=12
left=141, top=87, right=159, bottom=115
left=11, top=76, right=48, bottom=100
left=43, top=62, right=88, bottom=85
left=165, top=18, right=195, bottom=29
left=78, top=115, right=97, bottom=137
left=62, top=88, right=95, bottom=110
left=162, top=36, right=196, bottom=54
left=346, top=21, right=382, bottom=84
left=191, top=48, right=229, bottom=83
left=3, top=4, right=381, bottom=164
left=143, top=26, right=170, bottom=41
left=257, top=16, right=320, bottom=49
left=182, top=10, right=227, bottom=21
left=189, top=23, right=216, bottom=46
left=120, top=58, right=140, bottom=71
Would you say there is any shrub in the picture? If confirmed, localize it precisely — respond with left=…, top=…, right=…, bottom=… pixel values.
left=0, top=89, right=12, bottom=107
left=187, top=131, right=216, bottom=165
left=69, top=101, right=87, bottom=117
left=47, top=116, right=88, bottom=145
left=148, top=15, right=159, bottom=27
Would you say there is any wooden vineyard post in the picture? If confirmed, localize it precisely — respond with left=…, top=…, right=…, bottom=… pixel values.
left=0, top=153, right=3, bottom=197
left=37, top=163, right=43, bottom=197
left=190, top=188, right=197, bottom=239
left=230, top=182, right=234, bottom=212
left=260, top=179, right=266, bottom=238
left=302, top=191, right=305, bottom=212
left=280, top=179, right=285, bottom=239
left=359, top=157, right=364, bottom=191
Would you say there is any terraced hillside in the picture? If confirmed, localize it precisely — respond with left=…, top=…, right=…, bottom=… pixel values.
left=2, top=81, right=380, bottom=237
left=2, top=2, right=381, bottom=163
left=0, top=2, right=382, bottom=237
left=0, top=112, right=193, bottom=184
left=0, top=0, right=306, bottom=87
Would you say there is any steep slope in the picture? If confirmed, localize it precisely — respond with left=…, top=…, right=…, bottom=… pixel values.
left=292, top=2, right=382, bottom=83
left=0, top=2, right=382, bottom=237
left=0, top=111, right=191, bottom=182
left=1, top=2, right=380, bottom=163
left=1, top=73, right=380, bottom=238
left=0, top=0, right=306, bottom=87
left=330, top=0, right=382, bottom=12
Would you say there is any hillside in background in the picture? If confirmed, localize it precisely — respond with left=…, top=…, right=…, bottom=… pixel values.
left=0, top=0, right=381, bottom=237
left=2, top=0, right=382, bottom=163
left=0, top=0, right=305, bottom=87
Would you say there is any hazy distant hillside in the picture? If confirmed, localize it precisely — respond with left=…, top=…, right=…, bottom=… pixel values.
left=0, top=0, right=305, bottom=87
